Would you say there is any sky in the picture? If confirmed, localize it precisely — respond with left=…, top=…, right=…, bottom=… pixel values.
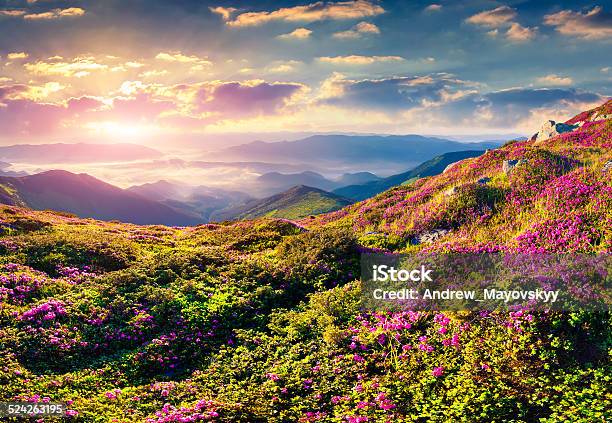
left=0, top=0, right=611, bottom=145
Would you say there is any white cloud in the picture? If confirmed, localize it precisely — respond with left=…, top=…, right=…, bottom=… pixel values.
left=218, top=0, right=384, bottom=27
left=318, top=55, right=404, bottom=65
left=278, top=27, right=313, bottom=39
left=333, top=21, right=380, bottom=39
left=466, top=6, right=517, bottom=28
left=425, top=4, right=442, bottom=12
left=536, top=74, right=573, bottom=86
left=506, top=22, right=537, bottom=42
left=544, top=6, right=612, bottom=40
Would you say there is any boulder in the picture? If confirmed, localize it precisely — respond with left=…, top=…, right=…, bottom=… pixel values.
left=444, top=186, right=459, bottom=197
left=502, top=159, right=528, bottom=175
left=534, top=120, right=578, bottom=144
left=443, top=162, right=457, bottom=173
left=415, top=229, right=450, bottom=244
left=590, top=112, right=611, bottom=122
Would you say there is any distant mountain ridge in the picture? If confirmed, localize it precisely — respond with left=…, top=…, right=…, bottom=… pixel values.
left=215, top=134, right=501, bottom=170
left=0, top=170, right=201, bottom=226
left=0, top=143, right=162, bottom=164
left=333, top=150, right=486, bottom=200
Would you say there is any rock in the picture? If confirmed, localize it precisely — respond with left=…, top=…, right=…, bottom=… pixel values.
left=590, top=112, right=611, bottom=122
left=444, top=186, right=459, bottom=196
left=477, top=177, right=491, bottom=185
left=443, top=161, right=459, bottom=174
left=534, top=120, right=578, bottom=143
left=415, top=229, right=450, bottom=244
left=502, top=159, right=528, bottom=175
left=603, top=161, right=612, bottom=172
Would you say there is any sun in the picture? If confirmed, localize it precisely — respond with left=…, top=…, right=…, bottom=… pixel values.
left=86, top=121, right=155, bottom=139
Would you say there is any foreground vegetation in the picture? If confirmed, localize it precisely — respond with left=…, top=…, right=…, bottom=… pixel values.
left=1, top=101, right=611, bottom=422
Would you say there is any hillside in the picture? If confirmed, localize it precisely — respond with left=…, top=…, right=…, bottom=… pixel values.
left=211, top=185, right=353, bottom=221
left=0, top=170, right=201, bottom=226
left=305, top=100, right=612, bottom=254
left=0, top=101, right=610, bottom=422
left=333, top=150, right=485, bottom=200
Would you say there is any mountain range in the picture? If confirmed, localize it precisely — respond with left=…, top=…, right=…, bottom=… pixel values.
left=0, top=170, right=200, bottom=226
left=214, top=134, right=502, bottom=171
left=333, top=150, right=486, bottom=200
left=0, top=143, right=162, bottom=164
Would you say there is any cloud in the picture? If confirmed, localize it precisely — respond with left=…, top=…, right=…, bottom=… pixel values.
left=7, top=52, right=29, bottom=60
left=424, top=4, right=442, bottom=12
left=209, top=6, right=237, bottom=21
left=333, top=21, right=380, bottom=39
left=219, top=0, right=384, bottom=27
left=536, top=74, right=573, bottom=86
left=266, top=60, right=304, bottom=73
left=278, top=27, right=313, bottom=39
left=0, top=10, right=26, bottom=17
left=318, top=55, right=404, bottom=65
left=436, top=87, right=603, bottom=128
left=506, top=22, right=537, bottom=42
left=25, top=57, right=108, bottom=77
left=318, top=73, right=474, bottom=110
left=544, top=6, right=612, bottom=40
left=181, top=81, right=308, bottom=117
left=466, top=6, right=517, bottom=28
left=0, top=84, right=103, bottom=136
left=155, top=52, right=212, bottom=72
left=24, top=7, right=85, bottom=20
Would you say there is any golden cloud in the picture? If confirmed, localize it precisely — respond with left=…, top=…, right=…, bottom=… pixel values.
left=155, top=52, right=212, bottom=67
left=24, top=7, right=85, bottom=20
left=466, top=6, right=517, bottom=28
left=25, top=57, right=108, bottom=77
left=544, top=6, right=612, bottom=40
left=318, top=55, right=404, bottom=65
left=536, top=74, right=573, bottom=86
left=333, top=21, right=380, bottom=39
left=0, top=10, right=26, bottom=17
left=7, top=52, right=29, bottom=60
left=221, top=0, right=384, bottom=27
left=277, top=27, right=313, bottom=39
left=506, top=22, right=537, bottom=42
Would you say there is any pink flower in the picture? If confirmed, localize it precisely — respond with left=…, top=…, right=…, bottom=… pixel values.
left=432, top=366, right=444, bottom=377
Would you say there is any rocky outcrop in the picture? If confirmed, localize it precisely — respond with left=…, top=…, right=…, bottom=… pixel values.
left=443, top=161, right=461, bottom=174
left=502, top=159, right=528, bottom=175
left=534, top=120, right=578, bottom=144
left=444, top=186, right=459, bottom=197
left=590, top=112, right=611, bottom=122
left=413, top=228, right=450, bottom=245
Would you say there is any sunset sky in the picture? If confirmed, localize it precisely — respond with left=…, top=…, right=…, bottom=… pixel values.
left=0, top=0, right=611, bottom=144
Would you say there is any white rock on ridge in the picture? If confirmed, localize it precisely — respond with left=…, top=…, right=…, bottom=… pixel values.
left=590, top=112, right=611, bottom=122
left=534, top=120, right=578, bottom=143
left=414, top=228, right=450, bottom=244
left=443, top=159, right=464, bottom=174
left=502, top=159, right=528, bottom=175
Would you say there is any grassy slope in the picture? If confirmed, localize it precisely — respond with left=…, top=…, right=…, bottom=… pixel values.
left=0, top=101, right=610, bottom=422
left=215, top=185, right=353, bottom=221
